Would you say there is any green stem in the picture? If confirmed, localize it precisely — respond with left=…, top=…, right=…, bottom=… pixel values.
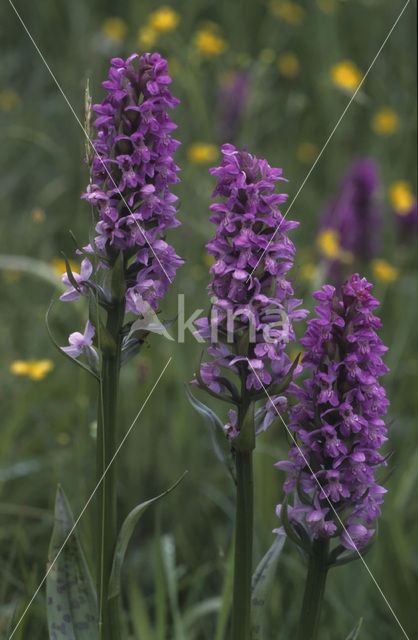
left=96, top=300, right=125, bottom=640
left=296, top=538, right=330, bottom=640
left=230, top=450, right=254, bottom=640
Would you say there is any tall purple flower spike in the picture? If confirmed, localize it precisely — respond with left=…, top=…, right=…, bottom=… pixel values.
left=320, top=159, right=382, bottom=276
left=193, top=144, right=307, bottom=434
left=61, top=53, right=183, bottom=315
left=275, top=274, right=390, bottom=550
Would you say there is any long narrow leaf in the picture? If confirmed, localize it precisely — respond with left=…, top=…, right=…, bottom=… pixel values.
left=251, top=534, right=286, bottom=639
left=345, top=618, right=363, bottom=639
left=108, top=471, right=187, bottom=599
left=46, top=486, right=98, bottom=639
left=214, top=543, right=234, bottom=640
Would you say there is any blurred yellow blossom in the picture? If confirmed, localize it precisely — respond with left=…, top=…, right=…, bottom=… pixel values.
left=195, top=27, right=227, bottom=57
left=138, top=26, right=157, bottom=48
left=297, top=142, right=318, bottom=164
left=51, top=258, right=79, bottom=276
left=278, top=52, right=300, bottom=78
left=188, top=143, right=218, bottom=164
left=0, top=89, right=21, bottom=112
left=259, top=48, right=276, bottom=65
left=270, top=1, right=305, bottom=24
left=371, top=259, right=399, bottom=283
left=317, top=228, right=341, bottom=259
left=300, top=262, right=318, bottom=280
left=371, top=108, right=399, bottom=136
left=389, top=181, right=415, bottom=214
left=317, top=0, right=337, bottom=13
left=11, top=359, right=54, bottom=380
left=57, top=432, right=71, bottom=446
left=203, top=254, right=215, bottom=267
left=2, top=270, right=21, bottom=283
left=331, top=60, right=362, bottom=91
left=101, top=17, right=128, bottom=42
left=149, top=6, right=180, bottom=32
left=31, top=207, right=45, bottom=223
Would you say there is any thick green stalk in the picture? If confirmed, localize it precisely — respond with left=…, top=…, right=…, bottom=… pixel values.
left=96, top=300, right=125, bottom=640
left=230, top=449, right=254, bottom=640
left=296, top=538, right=330, bottom=640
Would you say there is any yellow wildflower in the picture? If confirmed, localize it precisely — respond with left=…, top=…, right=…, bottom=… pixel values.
left=300, top=262, right=318, bottom=280
left=195, top=28, right=227, bottom=58
left=278, top=52, right=300, bottom=78
left=270, top=1, right=305, bottom=24
left=0, top=89, right=21, bottom=112
left=188, top=143, right=218, bottom=164
left=297, top=142, right=318, bottom=164
left=371, top=108, right=399, bottom=136
left=371, top=259, right=399, bottom=283
left=138, top=26, right=157, bottom=48
left=203, top=254, right=215, bottom=267
left=389, top=181, right=415, bottom=215
left=57, top=432, right=71, bottom=446
left=317, top=228, right=341, bottom=259
left=31, top=207, right=45, bottom=223
left=331, top=60, right=363, bottom=91
left=316, top=0, right=337, bottom=14
left=149, top=6, right=180, bottom=32
left=259, top=48, right=276, bottom=65
left=11, top=359, right=54, bottom=380
left=51, top=258, right=79, bottom=276
left=101, top=17, right=128, bottom=42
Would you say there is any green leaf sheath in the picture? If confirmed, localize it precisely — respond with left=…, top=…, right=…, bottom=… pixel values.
left=96, top=300, right=125, bottom=640
left=251, top=534, right=286, bottom=639
left=231, top=450, right=254, bottom=640
left=46, top=487, right=98, bottom=640
left=296, top=539, right=330, bottom=640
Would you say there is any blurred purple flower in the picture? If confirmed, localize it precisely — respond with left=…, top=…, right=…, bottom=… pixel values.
left=275, top=274, right=389, bottom=550
left=217, top=71, right=249, bottom=142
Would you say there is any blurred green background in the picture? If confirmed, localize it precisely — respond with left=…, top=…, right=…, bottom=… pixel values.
left=0, top=0, right=416, bottom=638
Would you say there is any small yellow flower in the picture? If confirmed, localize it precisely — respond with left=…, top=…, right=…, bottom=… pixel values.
left=101, top=17, right=128, bottom=42
left=0, top=89, right=21, bottom=112
left=300, top=262, right=318, bottom=280
left=270, top=1, right=306, bottom=24
left=51, top=258, right=79, bottom=276
left=331, top=60, right=363, bottom=91
left=138, top=26, right=157, bottom=48
left=31, top=207, right=45, bottom=223
left=149, top=6, right=180, bottom=33
left=259, top=48, right=276, bottom=65
left=389, top=181, right=415, bottom=215
left=195, top=28, right=227, bottom=58
left=371, top=259, right=399, bottom=283
left=11, top=359, right=54, bottom=380
left=371, top=108, right=399, bottom=136
left=203, top=254, right=215, bottom=267
left=2, top=270, right=21, bottom=283
left=188, top=143, right=218, bottom=164
left=317, top=228, right=341, bottom=260
left=57, top=432, right=71, bottom=446
left=316, top=0, right=337, bottom=14
left=297, top=142, right=318, bottom=164
left=277, top=52, right=300, bottom=78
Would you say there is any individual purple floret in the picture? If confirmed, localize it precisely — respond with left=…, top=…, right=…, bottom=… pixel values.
left=61, top=53, right=183, bottom=314
left=192, top=145, right=307, bottom=433
left=320, top=159, right=382, bottom=276
left=62, top=320, right=98, bottom=360
left=275, top=274, right=390, bottom=550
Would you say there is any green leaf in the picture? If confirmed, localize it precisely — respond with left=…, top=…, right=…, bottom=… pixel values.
left=108, top=471, right=187, bottom=599
left=345, top=618, right=363, bottom=639
left=185, top=385, right=236, bottom=483
left=161, top=535, right=186, bottom=640
left=251, top=534, right=286, bottom=639
left=214, top=543, right=234, bottom=640
left=46, top=486, right=98, bottom=640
